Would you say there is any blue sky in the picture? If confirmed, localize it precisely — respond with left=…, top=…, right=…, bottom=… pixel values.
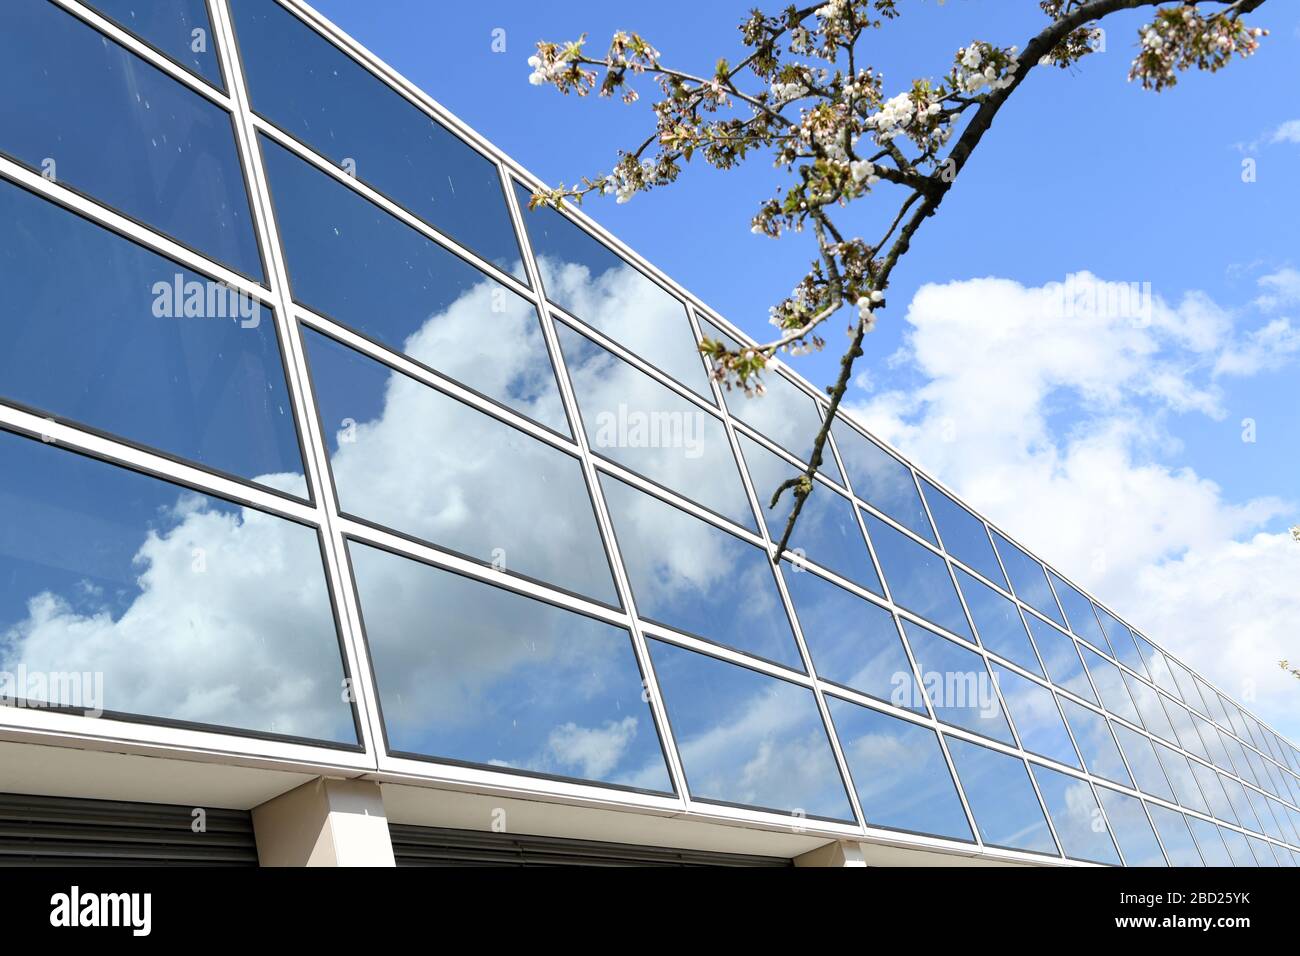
left=310, top=1, right=1300, bottom=736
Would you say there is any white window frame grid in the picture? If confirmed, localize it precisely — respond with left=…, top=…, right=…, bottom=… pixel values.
left=0, top=0, right=1293, bottom=866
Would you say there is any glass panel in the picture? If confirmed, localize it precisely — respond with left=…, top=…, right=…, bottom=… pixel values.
left=349, top=543, right=670, bottom=790
left=262, top=137, right=567, bottom=432
left=1218, top=826, right=1254, bottom=867
left=0, top=180, right=305, bottom=497
left=863, top=513, right=972, bottom=640
left=1190, top=760, right=1237, bottom=824
left=1080, top=646, right=1139, bottom=724
left=1133, top=633, right=1179, bottom=698
left=1186, top=817, right=1233, bottom=867
left=944, top=736, right=1057, bottom=855
left=784, top=568, right=919, bottom=709
left=0, top=429, right=354, bottom=742
left=1031, top=766, right=1120, bottom=865
left=1221, top=732, right=1258, bottom=786
left=1167, top=659, right=1207, bottom=715
left=1247, top=835, right=1280, bottom=866
left=1024, top=614, right=1097, bottom=704
left=827, top=697, right=973, bottom=841
left=304, top=329, right=616, bottom=604
left=741, top=437, right=879, bottom=591
left=1270, top=796, right=1300, bottom=844
left=991, top=665, right=1080, bottom=768
left=558, top=322, right=752, bottom=527
left=1047, top=571, right=1111, bottom=655
left=648, top=640, right=853, bottom=820
left=1058, top=699, right=1131, bottom=787
left=521, top=187, right=709, bottom=396
left=1153, top=742, right=1210, bottom=814
left=918, top=478, right=1005, bottom=587
left=600, top=475, right=801, bottom=669
left=1112, top=722, right=1176, bottom=802
left=1194, top=714, right=1231, bottom=770
left=1247, top=788, right=1286, bottom=843
left=82, top=0, right=223, bottom=86
left=832, top=421, right=934, bottom=543
left=1124, top=673, right=1177, bottom=743
left=1221, top=775, right=1262, bottom=833
left=1147, top=805, right=1203, bottom=867
left=989, top=530, right=1065, bottom=627
left=902, top=621, right=1013, bottom=744
left=1164, top=700, right=1209, bottom=761
left=0, top=0, right=261, bottom=277
left=1222, top=699, right=1251, bottom=742
left=230, top=0, right=523, bottom=278
left=1096, top=788, right=1167, bottom=867
left=1194, top=675, right=1231, bottom=727
left=1096, top=604, right=1146, bottom=676
left=955, top=568, right=1042, bottom=675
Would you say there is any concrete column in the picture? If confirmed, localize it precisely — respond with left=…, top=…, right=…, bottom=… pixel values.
left=252, top=777, right=395, bottom=867
left=794, top=840, right=867, bottom=867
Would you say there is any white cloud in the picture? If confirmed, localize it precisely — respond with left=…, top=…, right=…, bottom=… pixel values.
left=1270, top=119, right=1300, bottom=144
left=1253, top=266, right=1300, bottom=312
left=847, top=271, right=1300, bottom=739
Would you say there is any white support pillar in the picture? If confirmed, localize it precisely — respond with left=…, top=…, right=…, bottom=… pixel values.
left=794, top=840, right=868, bottom=867
left=252, top=777, right=395, bottom=867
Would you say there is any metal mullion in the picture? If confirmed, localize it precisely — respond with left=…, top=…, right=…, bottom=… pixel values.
left=208, top=0, right=382, bottom=764
left=0, top=405, right=316, bottom=525
left=0, top=158, right=272, bottom=307
left=293, top=306, right=581, bottom=459
left=637, top=624, right=814, bottom=688
left=250, top=117, right=533, bottom=302
left=500, top=166, right=690, bottom=810
left=690, top=310, right=869, bottom=835
left=52, top=0, right=233, bottom=109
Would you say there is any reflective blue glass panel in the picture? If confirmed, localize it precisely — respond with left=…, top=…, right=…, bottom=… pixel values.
left=0, top=0, right=261, bottom=277
left=919, top=478, right=1005, bottom=588
left=1124, top=673, right=1177, bottom=743
left=1133, top=632, right=1179, bottom=698
left=863, top=513, right=971, bottom=640
left=1164, top=700, right=1209, bottom=761
left=1186, top=817, right=1233, bottom=867
left=1024, top=614, right=1097, bottom=704
left=600, top=476, right=801, bottom=669
left=955, top=568, right=1042, bottom=675
left=558, top=322, right=752, bottom=527
left=83, top=0, right=223, bottom=86
left=304, top=329, right=616, bottom=604
left=1189, top=760, right=1237, bottom=824
left=902, top=621, right=1013, bottom=744
left=828, top=698, right=972, bottom=841
left=1146, top=805, right=1203, bottom=866
left=1058, top=698, right=1131, bottom=787
left=1096, top=604, right=1146, bottom=676
left=0, top=180, right=305, bottom=497
left=944, top=736, right=1057, bottom=855
left=832, top=421, right=935, bottom=543
left=522, top=187, right=710, bottom=397
left=1247, top=835, right=1280, bottom=866
left=1218, top=826, right=1254, bottom=867
left=1096, top=788, right=1167, bottom=867
left=1221, top=774, right=1262, bottom=833
left=649, top=641, right=853, bottom=820
left=350, top=543, right=670, bottom=790
left=990, top=530, right=1065, bottom=627
left=783, top=567, right=919, bottom=708
left=1079, top=645, right=1140, bottom=724
left=0, top=429, right=354, bottom=743
left=1047, top=571, right=1110, bottom=654
left=1031, top=765, right=1120, bottom=865
left=1153, top=742, right=1210, bottom=814
left=262, top=137, right=567, bottom=432
left=992, top=665, right=1079, bottom=768
left=1112, top=722, right=1175, bottom=803
left=741, top=437, right=880, bottom=592
left=231, top=0, right=524, bottom=278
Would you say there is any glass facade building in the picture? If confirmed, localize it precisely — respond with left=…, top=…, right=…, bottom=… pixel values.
left=0, top=0, right=1298, bottom=867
